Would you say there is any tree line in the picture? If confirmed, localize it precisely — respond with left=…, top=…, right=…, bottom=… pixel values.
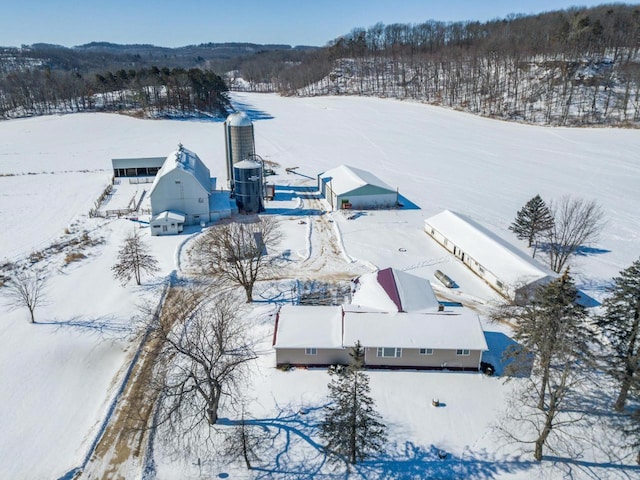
left=241, top=4, right=640, bottom=126
left=0, top=66, right=229, bottom=118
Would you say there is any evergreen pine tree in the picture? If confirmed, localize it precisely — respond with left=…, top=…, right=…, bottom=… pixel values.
left=597, top=257, right=640, bottom=412
left=320, top=342, right=386, bottom=465
left=509, top=195, right=555, bottom=254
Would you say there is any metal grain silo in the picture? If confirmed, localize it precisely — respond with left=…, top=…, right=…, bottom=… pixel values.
left=233, top=159, right=264, bottom=214
left=224, top=112, right=255, bottom=188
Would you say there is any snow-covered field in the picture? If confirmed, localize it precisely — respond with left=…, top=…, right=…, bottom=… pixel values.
left=1, top=93, right=639, bottom=479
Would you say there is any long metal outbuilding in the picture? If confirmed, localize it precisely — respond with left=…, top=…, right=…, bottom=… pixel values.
left=111, top=157, right=166, bottom=177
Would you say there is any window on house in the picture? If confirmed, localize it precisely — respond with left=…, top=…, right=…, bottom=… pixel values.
left=419, top=348, right=433, bottom=355
left=430, top=228, right=435, bottom=235
left=443, top=239, right=448, bottom=246
left=198, top=197, right=204, bottom=203
left=496, top=280, right=504, bottom=290
left=478, top=266, right=485, bottom=275
left=305, top=348, right=317, bottom=356
left=456, top=349, right=470, bottom=356
left=175, top=180, right=181, bottom=184
left=377, top=347, right=402, bottom=358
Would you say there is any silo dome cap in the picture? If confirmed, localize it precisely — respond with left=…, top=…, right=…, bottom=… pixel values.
left=226, top=112, right=253, bottom=127
left=234, top=159, right=262, bottom=169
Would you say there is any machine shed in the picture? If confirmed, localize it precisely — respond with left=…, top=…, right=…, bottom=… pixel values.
left=112, top=157, right=165, bottom=178
left=318, top=165, right=398, bottom=211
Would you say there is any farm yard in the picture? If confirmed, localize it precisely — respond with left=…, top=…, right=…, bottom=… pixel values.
left=1, top=92, right=639, bottom=479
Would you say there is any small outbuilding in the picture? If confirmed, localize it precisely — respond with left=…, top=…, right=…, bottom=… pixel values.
left=318, top=165, right=398, bottom=210
left=150, top=211, right=185, bottom=236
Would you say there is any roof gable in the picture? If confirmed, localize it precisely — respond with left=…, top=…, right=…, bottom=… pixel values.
left=150, top=145, right=211, bottom=196
left=319, top=165, right=395, bottom=196
left=352, top=268, right=441, bottom=313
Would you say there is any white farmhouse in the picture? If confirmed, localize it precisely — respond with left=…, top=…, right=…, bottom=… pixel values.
left=273, top=268, right=488, bottom=370
left=148, top=145, right=234, bottom=235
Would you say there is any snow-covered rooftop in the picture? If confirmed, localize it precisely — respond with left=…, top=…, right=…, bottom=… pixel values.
left=150, top=145, right=211, bottom=195
left=351, top=267, right=441, bottom=313
left=150, top=210, right=186, bottom=223
left=273, top=305, right=343, bottom=349
left=343, top=310, right=488, bottom=351
left=425, top=210, right=554, bottom=287
left=318, top=164, right=395, bottom=196
left=234, top=159, right=262, bottom=170
left=111, top=157, right=165, bottom=170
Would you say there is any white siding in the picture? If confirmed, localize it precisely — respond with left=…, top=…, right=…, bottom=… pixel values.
left=149, top=168, right=210, bottom=225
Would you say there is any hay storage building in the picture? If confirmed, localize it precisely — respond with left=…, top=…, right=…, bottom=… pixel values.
left=111, top=157, right=165, bottom=178
left=317, top=165, right=397, bottom=210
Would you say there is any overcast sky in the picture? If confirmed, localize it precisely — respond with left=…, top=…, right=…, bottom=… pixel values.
left=1, top=0, right=636, bottom=48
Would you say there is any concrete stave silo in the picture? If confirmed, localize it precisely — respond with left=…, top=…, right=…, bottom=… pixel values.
left=224, top=112, right=255, bottom=188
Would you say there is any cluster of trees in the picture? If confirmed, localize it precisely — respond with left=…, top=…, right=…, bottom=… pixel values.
left=266, top=5, right=640, bottom=126
left=111, top=219, right=387, bottom=469
left=496, top=259, right=640, bottom=463
left=510, top=194, right=605, bottom=273
left=0, top=66, right=229, bottom=118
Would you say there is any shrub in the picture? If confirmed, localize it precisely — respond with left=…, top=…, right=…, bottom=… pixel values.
left=65, top=252, right=87, bottom=264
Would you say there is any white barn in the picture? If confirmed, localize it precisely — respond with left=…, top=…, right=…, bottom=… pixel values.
left=149, top=145, right=234, bottom=228
left=424, top=210, right=555, bottom=300
left=318, top=165, right=397, bottom=210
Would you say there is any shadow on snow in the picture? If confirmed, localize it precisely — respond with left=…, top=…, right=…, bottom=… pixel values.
left=218, top=404, right=537, bottom=480
left=37, top=315, right=131, bottom=336
left=483, top=331, right=532, bottom=378
left=229, top=98, right=275, bottom=121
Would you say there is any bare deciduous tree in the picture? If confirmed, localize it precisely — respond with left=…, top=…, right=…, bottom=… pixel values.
left=497, top=271, right=595, bottom=461
left=111, top=229, right=159, bottom=286
left=223, top=407, right=271, bottom=470
left=150, top=288, right=256, bottom=451
left=545, top=196, right=605, bottom=273
left=193, top=217, right=281, bottom=302
left=3, top=270, right=48, bottom=323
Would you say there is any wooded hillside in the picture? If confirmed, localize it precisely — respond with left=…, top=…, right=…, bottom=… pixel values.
left=1, top=4, right=639, bottom=125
